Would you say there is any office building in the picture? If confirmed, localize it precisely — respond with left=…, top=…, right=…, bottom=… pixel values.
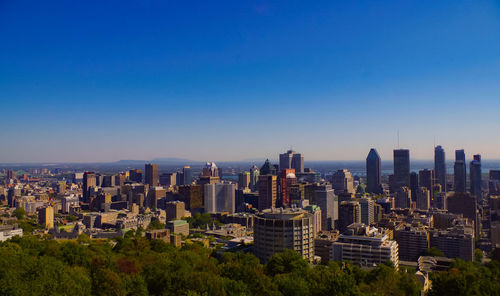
left=430, top=225, right=474, bottom=261
left=279, top=149, right=304, bottom=173
left=332, top=169, right=354, bottom=194
left=279, top=169, right=296, bottom=207
left=165, top=201, right=185, bottom=221
left=418, top=169, right=435, bottom=193
left=249, top=165, right=260, bottom=191
left=395, top=187, right=411, bottom=209
left=258, top=175, right=277, bottom=211
left=410, top=172, right=419, bottom=202
left=315, top=184, right=338, bottom=231
left=260, top=159, right=277, bottom=176
left=446, top=192, right=477, bottom=231
left=254, top=208, right=315, bottom=262
left=238, top=171, right=251, bottom=190
left=183, top=166, right=192, bottom=185
left=159, top=172, right=176, bottom=186
left=145, top=164, right=159, bottom=187
left=202, top=162, right=219, bottom=177
left=83, top=172, right=96, bottom=203
left=394, top=225, right=429, bottom=261
left=393, top=149, right=410, bottom=191
left=489, top=170, right=500, bottom=195
left=38, top=206, right=54, bottom=229
left=454, top=150, right=467, bottom=193
left=303, top=205, right=322, bottom=237
left=470, top=154, right=482, bottom=203
left=204, top=183, right=236, bottom=214
left=177, top=185, right=203, bottom=211
left=434, top=145, right=446, bottom=191
left=129, top=169, right=142, bottom=183
left=338, top=201, right=361, bottom=233
left=332, top=224, right=399, bottom=269
left=416, top=187, right=430, bottom=210
left=366, top=148, right=382, bottom=194
left=166, top=220, right=189, bottom=236
left=358, top=198, right=375, bottom=225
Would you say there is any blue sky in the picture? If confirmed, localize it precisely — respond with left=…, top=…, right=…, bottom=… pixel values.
left=1, top=0, right=499, bottom=162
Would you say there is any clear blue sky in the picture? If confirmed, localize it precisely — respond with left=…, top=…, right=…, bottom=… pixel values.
left=1, top=0, right=499, bottom=163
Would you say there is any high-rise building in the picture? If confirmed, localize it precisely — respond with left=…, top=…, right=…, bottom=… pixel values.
left=303, top=205, right=322, bottom=236
left=416, top=187, right=430, bottom=210
left=145, top=164, right=159, bottom=187
left=129, top=169, right=143, bottom=183
left=418, top=169, right=435, bottom=192
left=430, top=225, right=474, bottom=261
left=489, top=170, right=500, bottom=195
left=159, top=172, right=176, bottom=186
left=165, top=201, right=185, bottom=221
left=238, top=171, right=251, bottom=190
left=366, top=148, right=382, bottom=194
left=204, top=183, right=236, bottom=214
left=395, top=225, right=429, bottom=261
left=279, top=150, right=304, bottom=173
left=249, top=165, right=260, bottom=191
left=470, top=154, right=482, bottom=203
left=410, top=172, right=419, bottom=202
left=393, top=149, right=410, bottom=191
left=358, top=198, right=374, bottom=225
left=254, top=208, right=315, bottom=262
left=434, top=145, right=446, bottom=191
left=38, top=206, right=54, bottom=229
left=454, top=150, right=467, bottom=193
left=332, top=224, right=399, bottom=269
left=177, top=185, right=203, bottom=211
left=202, top=162, right=219, bottom=177
left=395, top=187, right=411, bottom=209
left=332, top=169, right=354, bottom=194
left=83, top=172, right=96, bottom=203
left=314, top=184, right=338, bottom=231
left=258, top=175, right=277, bottom=211
left=279, top=169, right=296, bottom=207
left=338, top=201, right=361, bottom=233
left=260, top=159, right=277, bottom=175
left=446, top=192, right=478, bottom=234
left=183, top=166, right=192, bottom=185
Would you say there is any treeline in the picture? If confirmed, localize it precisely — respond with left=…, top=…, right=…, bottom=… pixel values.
left=0, top=234, right=497, bottom=296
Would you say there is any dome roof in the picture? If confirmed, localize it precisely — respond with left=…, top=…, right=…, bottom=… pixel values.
left=286, top=173, right=296, bottom=179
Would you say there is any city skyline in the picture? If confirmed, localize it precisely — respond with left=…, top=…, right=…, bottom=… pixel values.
left=1, top=1, right=500, bottom=162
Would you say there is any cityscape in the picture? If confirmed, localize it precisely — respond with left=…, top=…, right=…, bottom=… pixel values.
left=1, top=146, right=500, bottom=294
left=2, top=1, right=500, bottom=295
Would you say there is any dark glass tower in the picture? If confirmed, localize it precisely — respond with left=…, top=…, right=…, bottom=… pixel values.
left=434, top=145, right=446, bottom=191
left=470, top=154, right=482, bottom=203
left=145, top=163, right=159, bottom=186
left=454, top=149, right=466, bottom=193
left=393, top=149, right=410, bottom=191
left=366, top=148, right=382, bottom=194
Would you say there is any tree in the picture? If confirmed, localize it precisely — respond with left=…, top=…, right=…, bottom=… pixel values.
left=425, top=247, right=445, bottom=257
left=12, top=208, right=25, bottom=220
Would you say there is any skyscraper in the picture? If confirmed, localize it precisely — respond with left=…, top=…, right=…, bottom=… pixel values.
left=470, top=154, right=482, bottom=203
left=238, top=171, right=251, bottom=190
left=183, top=166, right=192, bottom=185
left=249, top=165, right=260, bottom=191
left=332, top=169, right=354, bottom=194
left=83, top=172, right=96, bottom=203
left=410, top=172, right=419, bottom=202
left=434, top=145, right=446, bottom=191
left=366, top=148, right=382, bottom=194
left=204, top=183, right=236, bottom=214
left=279, top=150, right=304, bottom=173
left=393, top=149, right=410, bottom=191
left=145, top=164, right=159, bottom=187
left=129, top=169, right=143, bottom=183
left=454, top=149, right=467, bottom=193
left=258, top=175, right=277, bottom=211
left=314, top=184, right=338, bottom=231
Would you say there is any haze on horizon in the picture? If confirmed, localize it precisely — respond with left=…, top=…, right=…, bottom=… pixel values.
left=1, top=1, right=500, bottom=163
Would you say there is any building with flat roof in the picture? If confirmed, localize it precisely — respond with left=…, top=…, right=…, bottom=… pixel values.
left=332, top=223, right=399, bottom=269
left=253, top=208, right=314, bottom=262
left=166, top=220, right=189, bottom=236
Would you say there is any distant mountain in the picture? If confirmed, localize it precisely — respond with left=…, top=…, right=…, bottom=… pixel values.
left=152, top=158, right=203, bottom=164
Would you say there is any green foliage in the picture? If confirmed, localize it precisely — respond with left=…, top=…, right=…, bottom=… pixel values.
left=12, top=207, right=25, bottom=220
left=4, top=234, right=494, bottom=296
left=147, top=219, right=165, bottom=230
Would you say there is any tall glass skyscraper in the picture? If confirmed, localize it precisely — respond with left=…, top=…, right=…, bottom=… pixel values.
left=454, top=149, right=466, bottom=193
left=434, top=145, right=446, bottom=191
left=470, top=154, right=482, bottom=203
left=366, top=148, right=382, bottom=194
left=393, top=149, right=410, bottom=191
